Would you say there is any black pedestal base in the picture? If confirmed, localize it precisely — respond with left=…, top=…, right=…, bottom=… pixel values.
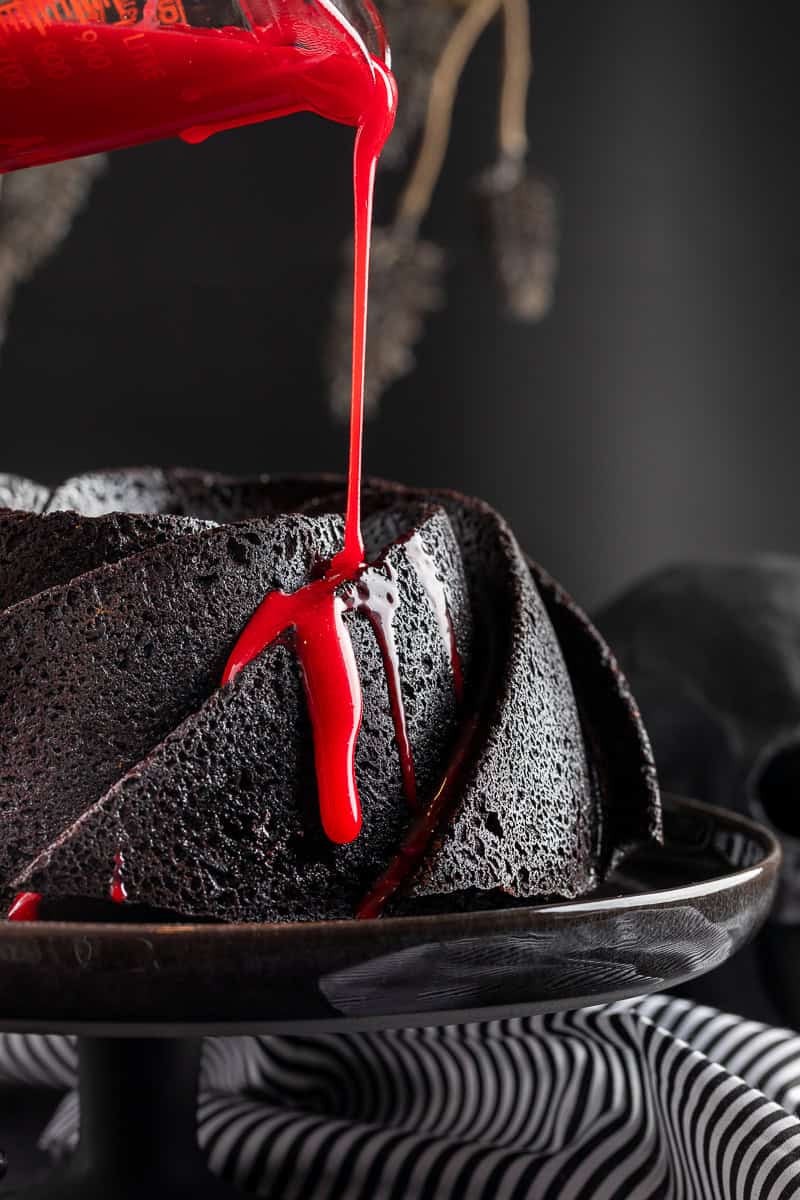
left=7, top=1168, right=240, bottom=1199
left=5, top=1038, right=243, bottom=1199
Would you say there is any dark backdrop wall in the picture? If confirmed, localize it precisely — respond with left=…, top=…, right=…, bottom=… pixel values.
left=1, top=0, right=798, bottom=610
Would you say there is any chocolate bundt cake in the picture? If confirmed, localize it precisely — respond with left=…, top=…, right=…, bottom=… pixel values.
left=0, top=469, right=660, bottom=923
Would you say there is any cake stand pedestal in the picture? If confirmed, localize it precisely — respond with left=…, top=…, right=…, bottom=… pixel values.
left=0, top=796, right=781, bottom=1199
left=7, top=1038, right=239, bottom=1199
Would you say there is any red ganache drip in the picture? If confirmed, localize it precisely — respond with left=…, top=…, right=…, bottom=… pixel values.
left=223, top=573, right=364, bottom=843
left=221, top=30, right=461, bottom=852
left=110, top=851, right=128, bottom=904
left=8, top=892, right=42, bottom=922
left=356, top=714, right=480, bottom=919
left=222, top=542, right=465, bottom=845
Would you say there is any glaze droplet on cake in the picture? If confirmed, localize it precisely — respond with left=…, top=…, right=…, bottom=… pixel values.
left=0, top=469, right=660, bottom=922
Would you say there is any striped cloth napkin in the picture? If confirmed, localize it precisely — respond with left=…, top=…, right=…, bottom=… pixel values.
left=3, top=995, right=800, bottom=1199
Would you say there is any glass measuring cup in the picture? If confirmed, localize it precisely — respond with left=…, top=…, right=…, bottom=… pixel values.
left=0, top=0, right=391, bottom=171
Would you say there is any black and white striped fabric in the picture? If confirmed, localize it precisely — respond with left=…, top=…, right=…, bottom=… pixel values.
left=3, top=996, right=800, bottom=1198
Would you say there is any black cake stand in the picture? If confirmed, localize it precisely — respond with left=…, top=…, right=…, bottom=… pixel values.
left=0, top=795, right=780, bottom=1198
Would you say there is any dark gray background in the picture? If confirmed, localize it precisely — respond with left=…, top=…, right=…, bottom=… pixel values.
left=1, top=0, right=798, bottom=613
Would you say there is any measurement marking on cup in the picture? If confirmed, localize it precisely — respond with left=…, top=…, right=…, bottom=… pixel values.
left=122, top=30, right=165, bottom=79
left=0, top=46, right=30, bottom=87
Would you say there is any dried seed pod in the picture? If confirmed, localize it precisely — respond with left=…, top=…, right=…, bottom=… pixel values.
left=378, top=0, right=457, bottom=169
left=326, top=226, right=446, bottom=421
left=474, top=158, right=558, bottom=322
left=0, top=156, right=105, bottom=347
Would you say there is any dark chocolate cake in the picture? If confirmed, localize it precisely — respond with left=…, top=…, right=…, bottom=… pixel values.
left=0, top=469, right=660, bottom=923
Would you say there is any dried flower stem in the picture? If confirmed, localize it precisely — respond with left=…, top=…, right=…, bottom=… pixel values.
left=395, top=0, right=502, bottom=234
left=499, top=0, right=531, bottom=163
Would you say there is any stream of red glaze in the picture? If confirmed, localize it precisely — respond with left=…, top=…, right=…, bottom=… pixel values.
left=222, top=542, right=465, bottom=846
left=219, top=40, right=399, bottom=847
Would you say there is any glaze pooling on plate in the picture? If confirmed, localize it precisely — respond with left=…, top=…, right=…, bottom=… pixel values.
left=0, top=470, right=660, bottom=923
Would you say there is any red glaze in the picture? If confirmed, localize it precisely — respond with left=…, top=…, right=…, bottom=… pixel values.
left=221, top=64, right=399, bottom=841
left=7, top=892, right=42, bottom=921
left=216, top=9, right=413, bottom=853
left=223, top=541, right=465, bottom=850
left=110, top=850, right=128, bottom=903
left=219, top=44, right=395, bottom=846
left=356, top=715, right=479, bottom=919
left=223, top=572, right=364, bottom=843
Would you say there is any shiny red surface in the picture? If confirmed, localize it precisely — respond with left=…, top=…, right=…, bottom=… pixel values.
left=7, top=892, right=42, bottom=921
left=0, top=1, right=392, bottom=171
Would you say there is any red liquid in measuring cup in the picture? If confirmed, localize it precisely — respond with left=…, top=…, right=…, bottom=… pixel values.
left=0, top=1, right=392, bottom=170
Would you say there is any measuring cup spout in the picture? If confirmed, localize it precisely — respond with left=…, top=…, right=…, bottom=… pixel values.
left=0, top=0, right=391, bottom=172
